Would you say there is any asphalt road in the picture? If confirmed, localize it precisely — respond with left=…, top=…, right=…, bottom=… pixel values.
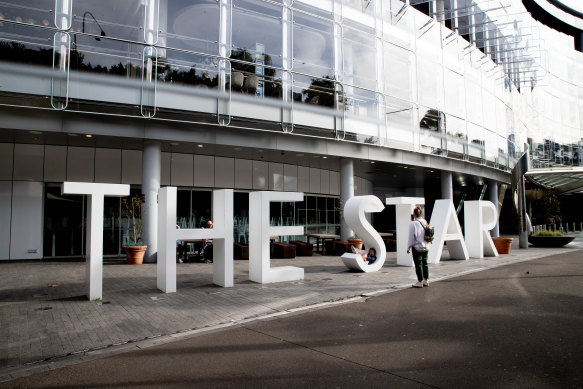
left=2, top=251, right=582, bottom=389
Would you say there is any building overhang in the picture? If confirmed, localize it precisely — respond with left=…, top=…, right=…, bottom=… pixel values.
left=525, top=167, right=583, bottom=194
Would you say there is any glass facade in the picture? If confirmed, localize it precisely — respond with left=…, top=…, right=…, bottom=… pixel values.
left=4, top=0, right=579, bottom=171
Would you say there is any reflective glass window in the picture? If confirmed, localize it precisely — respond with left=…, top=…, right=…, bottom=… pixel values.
left=232, top=0, right=283, bottom=69
left=341, top=0, right=375, bottom=33
left=342, top=27, right=376, bottom=90
left=383, top=41, right=414, bottom=102
left=160, top=0, right=219, bottom=55
left=0, top=0, right=53, bottom=27
left=0, top=23, right=54, bottom=68
left=292, top=11, right=334, bottom=78
left=292, top=74, right=335, bottom=108
left=71, top=0, right=144, bottom=43
left=292, top=1, right=333, bottom=20
left=158, top=49, right=219, bottom=89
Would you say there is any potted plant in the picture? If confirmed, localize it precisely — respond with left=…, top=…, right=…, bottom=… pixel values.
left=492, top=236, right=513, bottom=254
left=122, top=194, right=147, bottom=264
left=347, top=236, right=363, bottom=250
left=528, top=230, right=574, bottom=248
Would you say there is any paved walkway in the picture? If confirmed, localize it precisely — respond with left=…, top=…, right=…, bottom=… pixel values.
left=1, top=235, right=582, bottom=382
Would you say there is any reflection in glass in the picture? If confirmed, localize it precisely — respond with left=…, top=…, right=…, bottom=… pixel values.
left=292, top=11, right=333, bottom=77
left=0, top=0, right=53, bottom=27
left=342, top=27, right=376, bottom=90
left=158, top=49, right=219, bottom=89
left=71, top=0, right=144, bottom=43
left=232, top=0, right=282, bottom=68
left=292, top=74, right=335, bottom=108
left=160, top=0, right=219, bottom=55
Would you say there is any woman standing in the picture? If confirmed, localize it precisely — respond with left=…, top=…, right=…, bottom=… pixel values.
left=407, top=206, right=429, bottom=288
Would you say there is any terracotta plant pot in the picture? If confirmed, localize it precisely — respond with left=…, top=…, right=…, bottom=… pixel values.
left=492, top=237, right=513, bottom=254
left=347, top=238, right=363, bottom=250
left=123, top=245, right=147, bottom=264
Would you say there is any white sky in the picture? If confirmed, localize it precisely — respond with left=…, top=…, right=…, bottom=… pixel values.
left=557, top=0, right=583, bottom=13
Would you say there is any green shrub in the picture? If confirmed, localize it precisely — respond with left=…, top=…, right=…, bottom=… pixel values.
left=533, top=230, right=564, bottom=237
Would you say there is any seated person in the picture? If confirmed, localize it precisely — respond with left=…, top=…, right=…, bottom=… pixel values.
left=176, top=224, right=187, bottom=263
left=351, top=246, right=377, bottom=265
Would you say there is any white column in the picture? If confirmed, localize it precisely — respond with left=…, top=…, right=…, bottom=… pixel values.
left=142, top=140, right=161, bottom=263
left=340, top=158, right=354, bottom=241
left=488, top=180, right=499, bottom=237
left=441, top=170, right=453, bottom=200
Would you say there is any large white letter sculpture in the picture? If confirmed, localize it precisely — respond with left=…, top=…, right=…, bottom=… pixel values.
left=385, top=197, right=425, bottom=266
left=158, top=187, right=233, bottom=292
left=428, top=199, right=469, bottom=264
left=62, top=182, right=130, bottom=300
left=341, top=196, right=387, bottom=272
left=249, top=191, right=304, bottom=284
left=464, top=200, right=499, bottom=258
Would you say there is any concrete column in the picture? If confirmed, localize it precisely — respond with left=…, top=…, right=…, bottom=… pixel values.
left=488, top=180, right=500, bottom=237
left=441, top=171, right=453, bottom=200
left=340, top=158, right=354, bottom=241
left=142, top=140, right=161, bottom=263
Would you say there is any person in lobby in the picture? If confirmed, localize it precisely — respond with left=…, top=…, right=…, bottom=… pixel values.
left=407, top=205, right=429, bottom=288
left=202, top=219, right=213, bottom=263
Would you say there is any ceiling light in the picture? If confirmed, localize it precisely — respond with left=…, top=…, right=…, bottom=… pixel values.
left=197, top=144, right=203, bottom=148
left=85, top=134, right=93, bottom=138
left=370, top=161, right=375, bottom=164
left=67, top=133, right=78, bottom=137
left=322, top=156, right=328, bottom=159
left=29, top=130, right=42, bottom=135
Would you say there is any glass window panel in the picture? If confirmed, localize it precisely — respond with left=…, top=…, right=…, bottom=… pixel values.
left=0, top=23, right=54, bottom=108
left=159, top=49, right=219, bottom=89
left=417, top=59, right=443, bottom=110
left=232, top=0, right=282, bottom=69
left=160, top=0, right=219, bottom=55
left=445, top=114, right=467, bottom=156
left=341, top=0, right=376, bottom=33
left=383, top=41, right=414, bottom=102
left=292, top=11, right=334, bottom=78
left=67, top=35, right=143, bottom=116
left=103, top=197, right=121, bottom=256
left=43, top=185, right=83, bottom=257
left=72, top=0, right=144, bottom=43
left=344, top=86, right=381, bottom=143
left=192, top=190, right=212, bottom=227
left=0, top=0, right=53, bottom=27
left=385, top=95, right=415, bottom=147
left=382, top=0, right=413, bottom=49
left=176, top=189, right=190, bottom=227
left=467, top=123, right=485, bottom=161
left=292, top=74, right=335, bottom=108
left=292, top=1, right=333, bottom=20
left=342, top=27, right=376, bottom=90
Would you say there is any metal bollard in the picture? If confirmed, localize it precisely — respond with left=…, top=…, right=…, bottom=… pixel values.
left=566, top=224, right=570, bottom=233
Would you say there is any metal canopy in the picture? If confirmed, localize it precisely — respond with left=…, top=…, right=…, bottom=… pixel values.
left=525, top=167, right=583, bottom=194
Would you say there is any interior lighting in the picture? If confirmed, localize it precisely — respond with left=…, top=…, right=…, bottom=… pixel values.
left=197, top=144, right=203, bottom=148
left=322, top=156, right=328, bottom=159
left=29, top=130, right=42, bottom=135
left=67, top=133, right=78, bottom=137
left=370, top=161, right=375, bottom=164
left=85, top=134, right=93, bottom=138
